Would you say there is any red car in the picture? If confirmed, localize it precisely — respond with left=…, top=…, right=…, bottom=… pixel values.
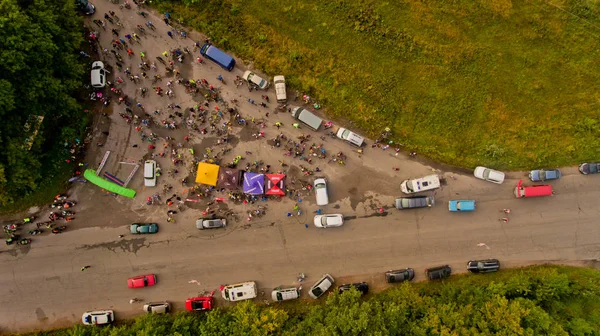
left=185, top=296, right=214, bottom=311
left=127, top=274, right=157, bottom=288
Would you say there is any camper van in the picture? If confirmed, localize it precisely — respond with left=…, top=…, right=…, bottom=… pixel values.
left=400, top=175, right=440, bottom=194
left=274, top=75, right=287, bottom=103
left=220, top=281, right=258, bottom=302
left=290, top=107, right=323, bottom=131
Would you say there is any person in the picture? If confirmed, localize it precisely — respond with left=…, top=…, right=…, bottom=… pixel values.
left=501, top=217, right=509, bottom=223
left=167, top=31, right=173, bottom=38
left=293, top=123, right=299, bottom=129
left=503, top=209, right=511, bottom=214
left=81, top=265, right=91, bottom=271
left=217, top=74, right=223, bottom=81
left=130, top=298, right=138, bottom=304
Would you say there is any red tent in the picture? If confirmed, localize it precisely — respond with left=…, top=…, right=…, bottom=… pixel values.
left=265, top=174, right=286, bottom=196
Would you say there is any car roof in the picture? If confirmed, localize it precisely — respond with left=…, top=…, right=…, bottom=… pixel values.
left=324, top=214, right=343, bottom=225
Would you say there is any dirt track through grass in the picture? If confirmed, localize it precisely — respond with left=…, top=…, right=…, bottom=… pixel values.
left=156, top=0, right=600, bottom=169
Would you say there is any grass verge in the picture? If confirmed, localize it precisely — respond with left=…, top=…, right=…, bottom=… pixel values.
left=154, top=0, right=600, bottom=169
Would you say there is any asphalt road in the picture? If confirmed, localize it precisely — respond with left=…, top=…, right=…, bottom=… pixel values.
left=1, top=1, right=600, bottom=333
left=2, top=170, right=600, bottom=332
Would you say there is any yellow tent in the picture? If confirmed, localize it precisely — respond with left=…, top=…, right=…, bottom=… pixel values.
left=195, top=163, right=220, bottom=186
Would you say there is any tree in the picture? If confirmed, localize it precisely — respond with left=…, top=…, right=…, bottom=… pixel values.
left=0, top=0, right=87, bottom=207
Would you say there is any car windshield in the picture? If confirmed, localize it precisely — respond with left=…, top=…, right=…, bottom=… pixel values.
left=341, top=130, right=350, bottom=139
left=223, top=289, right=230, bottom=300
left=483, top=169, right=491, bottom=179
left=321, top=217, right=329, bottom=226
left=312, top=287, right=324, bottom=297
left=539, top=171, right=546, bottom=180
left=315, top=183, right=325, bottom=189
left=144, top=278, right=148, bottom=286
left=591, top=164, right=599, bottom=173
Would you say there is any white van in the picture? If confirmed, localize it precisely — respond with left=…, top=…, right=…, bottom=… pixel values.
left=144, top=160, right=157, bottom=187
left=271, top=287, right=300, bottom=302
left=400, top=174, right=440, bottom=194
left=336, top=127, right=365, bottom=147
left=314, top=177, right=329, bottom=206
left=274, top=75, right=287, bottom=103
left=221, top=281, right=258, bottom=302
left=91, top=61, right=108, bottom=88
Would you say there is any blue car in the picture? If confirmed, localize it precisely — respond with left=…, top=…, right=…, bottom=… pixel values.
left=448, top=200, right=475, bottom=212
left=529, top=169, right=561, bottom=182
left=130, top=223, right=159, bottom=234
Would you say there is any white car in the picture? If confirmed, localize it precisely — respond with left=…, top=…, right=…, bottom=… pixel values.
left=90, top=61, right=108, bottom=88
left=196, top=218, right=227, bottom=230
left=242, top=71, right=270, bottom=89
left=143, top=301, right=171, bottom=314
left=313, top=214, right=344, bottom=228
left=474, top=166, right=505, bottom=184
left=82, top=310, right=114, bottom=325
left=309, top=274, right=335, bottom=299
left=314, top=178, right=329, bottom=206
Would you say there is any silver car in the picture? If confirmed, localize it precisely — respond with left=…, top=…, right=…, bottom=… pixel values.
left=474, top=166, right=505, bottom=184
left=143, top=301, right=171, bottom=314
left=196, top=218, right=227, bottom=230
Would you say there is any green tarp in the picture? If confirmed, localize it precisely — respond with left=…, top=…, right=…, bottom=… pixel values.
left=83, top=169, right=136, bottom=198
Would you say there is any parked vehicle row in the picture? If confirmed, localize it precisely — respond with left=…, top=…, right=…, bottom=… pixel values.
left=84, top=259, right=501, bottom=325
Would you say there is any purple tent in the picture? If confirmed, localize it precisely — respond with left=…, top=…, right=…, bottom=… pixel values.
left=243, top=173, right=264, bottom=195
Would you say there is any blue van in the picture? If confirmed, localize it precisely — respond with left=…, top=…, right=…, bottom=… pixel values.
left=200, top=44, right=235, bottom=71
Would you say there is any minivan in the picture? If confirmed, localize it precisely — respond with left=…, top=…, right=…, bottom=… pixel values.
left=290, top=107, right=323, bottom=131
left=313, top=177, right=329, bottom=206
left=274, top=75, right=287, bottom=103
left=200, top=44, right=235, bottom=71
left=514, top=180, right=553, bottom=198
left=271, top=287, right=300, bottom=302
left=395, top=196, right=435, bottom=210
left=220, top=281, right=257, bottom=302
left=144, top=160, right=157, bottom=187
left=400, top=174, right=441, bottom=194
left=425, top=265, right=451, bottom=280
left=91, top=61, right=108, bottom=88
left=336, top=128, right=365, bottom=147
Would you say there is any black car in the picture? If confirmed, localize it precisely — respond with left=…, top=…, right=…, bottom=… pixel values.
left=385, top=268, right=415, bottom=283
left=395, top=196, right=435, bottom=210
left=338, top=282, right=369, bottom=295
left=425, top=265, right=451, bottom=280
left=467, top=259, right=500, bottom=273
left=579, top=163, right=600, bottom=175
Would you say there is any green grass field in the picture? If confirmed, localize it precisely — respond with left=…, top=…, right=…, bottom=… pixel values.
left=157, top=0, right=600, bottom=169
